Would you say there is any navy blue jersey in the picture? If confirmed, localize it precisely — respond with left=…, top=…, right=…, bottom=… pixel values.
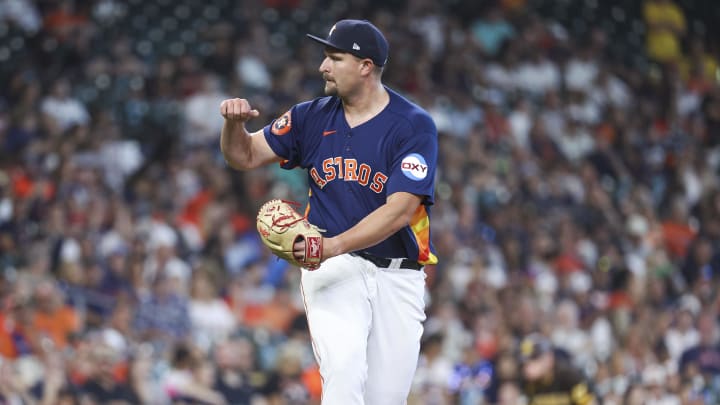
left=263, top=87, right=438, bottom=264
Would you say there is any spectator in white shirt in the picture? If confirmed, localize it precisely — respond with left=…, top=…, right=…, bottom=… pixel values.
left=183, top=73, right=230, bottom=145
left=40, top=78, right=90, bottom=134
left=189, top=269, right=237, bottom=352
left=514, top=50, right=561, bottom=96
left=555, top=119, right=595, bottom=164
left=664, top=295, right=700, bottom=362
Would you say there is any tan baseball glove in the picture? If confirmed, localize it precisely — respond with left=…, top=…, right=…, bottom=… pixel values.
left=256, top=199, right=323, bottom=269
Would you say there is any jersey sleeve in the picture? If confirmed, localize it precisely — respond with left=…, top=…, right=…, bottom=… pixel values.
left=385, top=113, right=438, bottom=205
left=263, top=103, right=310, bottom=169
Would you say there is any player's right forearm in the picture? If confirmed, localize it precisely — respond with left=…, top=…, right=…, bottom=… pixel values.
left=220, top=120, right=254, bottom=170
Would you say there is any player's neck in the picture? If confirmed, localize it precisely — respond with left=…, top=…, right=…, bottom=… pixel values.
left=342, top=82, right=389, bottom=128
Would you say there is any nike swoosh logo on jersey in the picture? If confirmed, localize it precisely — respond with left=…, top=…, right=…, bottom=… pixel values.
left=322, top=130, right=337, bottom=136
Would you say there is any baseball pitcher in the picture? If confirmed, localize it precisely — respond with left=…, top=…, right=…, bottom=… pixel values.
left=220, top=19, right=438, bottom=404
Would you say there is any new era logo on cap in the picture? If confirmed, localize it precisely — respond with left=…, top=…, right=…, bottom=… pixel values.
left=307, top=19, right=389, bottom=67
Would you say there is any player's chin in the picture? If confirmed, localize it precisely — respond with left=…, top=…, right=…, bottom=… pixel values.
left=324, top=82, right=338, bottom=96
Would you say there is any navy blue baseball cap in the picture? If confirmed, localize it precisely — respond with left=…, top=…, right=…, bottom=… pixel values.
left=307, top=19, right=389, bottom=67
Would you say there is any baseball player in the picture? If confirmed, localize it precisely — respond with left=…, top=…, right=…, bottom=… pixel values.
left=220, top=19, right=438, bottom=404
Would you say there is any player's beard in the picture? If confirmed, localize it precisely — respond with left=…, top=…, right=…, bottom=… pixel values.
left=324, top=80, right=338, bottom=96
left=323, top=73, right=338, bottom=96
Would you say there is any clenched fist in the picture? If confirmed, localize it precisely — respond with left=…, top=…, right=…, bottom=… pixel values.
left=220, top=98, right=260, bottom=123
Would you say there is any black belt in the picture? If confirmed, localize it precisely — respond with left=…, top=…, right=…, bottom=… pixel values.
left=353, top=251, right=423, bottom=271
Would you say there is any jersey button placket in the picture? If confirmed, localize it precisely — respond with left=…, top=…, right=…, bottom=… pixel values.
left=343, top=132, right=352, bottom=190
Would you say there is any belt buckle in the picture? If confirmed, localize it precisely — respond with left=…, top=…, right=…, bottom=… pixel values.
left=388, top=258, right=403, bottom=270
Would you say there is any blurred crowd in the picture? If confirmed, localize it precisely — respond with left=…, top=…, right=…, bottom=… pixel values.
left=0, top=0, right=719, bottom=404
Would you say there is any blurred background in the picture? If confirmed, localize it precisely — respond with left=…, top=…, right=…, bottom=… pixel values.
left=0, top=0, right=719, bottom=404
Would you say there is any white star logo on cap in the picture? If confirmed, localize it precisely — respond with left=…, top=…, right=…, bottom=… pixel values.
left=352, top=43, right=360, bottom=50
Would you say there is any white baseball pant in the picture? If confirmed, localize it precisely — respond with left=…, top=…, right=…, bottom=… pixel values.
left=300, top=253, right=427, bottom=404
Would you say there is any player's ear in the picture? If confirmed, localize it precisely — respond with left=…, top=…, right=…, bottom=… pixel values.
left=360, top=59, right=374, bottom=75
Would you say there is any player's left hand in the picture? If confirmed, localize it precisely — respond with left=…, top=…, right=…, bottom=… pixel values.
left=256, top=199, right=324, bottom=270
left=293, top=239, right=322, bottom=270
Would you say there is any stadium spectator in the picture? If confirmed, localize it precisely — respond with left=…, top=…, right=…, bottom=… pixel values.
left=188, top=267, right=236, bottom=351
left=133, top=273, right=191, bottom=350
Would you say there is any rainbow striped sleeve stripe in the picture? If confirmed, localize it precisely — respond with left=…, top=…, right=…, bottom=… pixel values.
left=410, top=205, right=438, bottom=265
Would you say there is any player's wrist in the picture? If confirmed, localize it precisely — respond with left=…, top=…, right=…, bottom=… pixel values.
left=323, top=236, right=345, bottom=259
left=224, top=119, right=247, bottom=132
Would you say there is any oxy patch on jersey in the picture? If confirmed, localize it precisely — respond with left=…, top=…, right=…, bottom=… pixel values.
left=400, top=153, right=429, bottom=181
left=271, top=111, right=292, bottom=135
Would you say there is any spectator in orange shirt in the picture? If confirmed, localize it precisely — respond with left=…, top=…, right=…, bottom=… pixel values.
left=661, top=196, right=697, bottom=261
left=255, top=286, right=301, bottom=335
left=31, top=279, right=80, bottom=351
left=42, top=0, right=89, bottom=42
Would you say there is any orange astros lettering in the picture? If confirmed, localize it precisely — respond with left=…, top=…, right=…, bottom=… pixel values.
left=309, top=168, right=327, bottom=188
left=369, top=172, right=387, bottom=193
left=344, top=159, right=358, bottom=181
left=312, top=156, right=386, bottom=193
left=358, top=164, right=371, bottom=186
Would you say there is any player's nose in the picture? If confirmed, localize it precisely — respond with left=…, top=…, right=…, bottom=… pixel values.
left=319, top=57, right=330, bottom=73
